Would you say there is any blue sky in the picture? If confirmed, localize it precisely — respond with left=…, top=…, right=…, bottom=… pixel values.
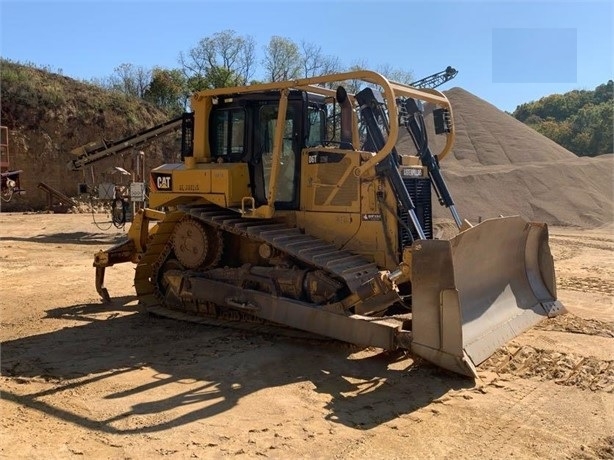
left=1, top=0, right=612, bottom=112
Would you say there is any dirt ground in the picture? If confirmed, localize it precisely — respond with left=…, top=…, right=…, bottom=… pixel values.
left=1, top=213, right=612, bottom=460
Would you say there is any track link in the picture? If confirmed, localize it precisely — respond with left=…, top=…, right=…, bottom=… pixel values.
left=134, top=210, right=184, bottom=307
left=184, top=205, right=380, bottom=292
left=134, top=204, right=403, bottom=343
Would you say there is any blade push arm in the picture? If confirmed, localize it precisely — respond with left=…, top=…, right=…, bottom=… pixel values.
left=402, top=98, right=463, bottom=228
left=355, top=87, right=426, bottom=242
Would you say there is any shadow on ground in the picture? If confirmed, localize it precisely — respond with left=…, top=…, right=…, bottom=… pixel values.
left=0, top=231, right=125, bottom=245
left=1, top=298, right=474, bottom=434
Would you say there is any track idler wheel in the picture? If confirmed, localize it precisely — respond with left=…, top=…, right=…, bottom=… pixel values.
left=172, top=217, right=223, bottom=269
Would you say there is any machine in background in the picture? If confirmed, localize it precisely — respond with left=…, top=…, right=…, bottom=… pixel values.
left=1, top=126, right=25, bottom=203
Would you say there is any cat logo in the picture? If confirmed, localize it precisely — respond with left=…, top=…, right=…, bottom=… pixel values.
left=153, top=174, right=172, bottom=190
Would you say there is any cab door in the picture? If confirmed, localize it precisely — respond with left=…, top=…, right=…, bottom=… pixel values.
left=252, top=101, right=301, bottom=210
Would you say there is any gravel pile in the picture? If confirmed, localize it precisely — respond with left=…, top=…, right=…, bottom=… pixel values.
left=398, top=87, right=613, bottom=227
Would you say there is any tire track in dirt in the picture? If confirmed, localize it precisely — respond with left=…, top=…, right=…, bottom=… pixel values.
left=549, top=235, right=614, bottom=251
left=549, top=234, right=613, bottom=263
left=480, top=314, right=613, bottom=392
left=479, top=313, right=614, bottom=393
left=481, top=346, right=613, bottom=393
left=480, top=314, right=614, bottom=393
left=535, top=314, right=614, bottom=338
left=467, top=380, right=564, bottom=459
left=557, top=276, right=614, bottom=295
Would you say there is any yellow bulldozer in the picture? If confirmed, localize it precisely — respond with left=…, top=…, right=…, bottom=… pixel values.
left=94, top=70, right=564, bottom=377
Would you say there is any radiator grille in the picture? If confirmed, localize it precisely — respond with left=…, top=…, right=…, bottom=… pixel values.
left=399, top=177, right=432, bottom=248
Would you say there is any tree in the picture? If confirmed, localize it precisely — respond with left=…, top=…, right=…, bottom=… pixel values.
left=262, top=36, right=301, bottom=82
left=179, top=29, right=256, bottom=90
left=514, top=81, right=613, bottom=156
left=300, top=41, right=323, bottom=78
left=532, top=119, right=574, bottom=152
left=143, top=68, right=186, bottom=116
left=513, top=91, right=592, bottom=122
left=594, top=80, right=613, bottom=104
left=335, top=62, right=414, bottom=94
left=376, top=64, right=414, bottom=85
left=524, top=114, right=543, bottom=125
left=204, top=67, right=245, bottom=89
left=299, top=40, right=342, bottom=78
left=571, top=102, right=613, bottom=156
left=107, top=63, right=151, bottom=98
left=343, top=61, right=370, bottom=94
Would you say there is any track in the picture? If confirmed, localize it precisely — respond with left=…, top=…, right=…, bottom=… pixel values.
left=184, top=205, right=380, bottom=292
left=133, top=210, right=183, bottom=307
left=133, top=205, right=405, bottom=342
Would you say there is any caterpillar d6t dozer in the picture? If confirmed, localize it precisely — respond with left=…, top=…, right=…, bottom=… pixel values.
left=94, top=70, right=564, bottom=377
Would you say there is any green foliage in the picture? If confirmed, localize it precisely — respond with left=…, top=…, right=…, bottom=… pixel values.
left=1, top=58, right=166, bottom=136
left=93, top=63, right=151, bottom=99
left=513, top=81, right=613, bottom=156
left=263, top=36, right=302, bottom=82
left=143, top=68, right=186, bottom=116
left=204, top=66, right=245, bottom=89
left=178, top=29, right=256, bottom=91
left=30, top=29, right=427, bottom=117
left=0, top=58, right=69, bottom=127
left=186, top=75, right=209, bottom=93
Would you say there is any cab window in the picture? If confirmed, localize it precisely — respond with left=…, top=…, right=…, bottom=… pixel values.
left=211, top=109, right=245, bottom=158
left=306, top=106, right=326, bottom=147
left=259, top=104, right=297, bottom=204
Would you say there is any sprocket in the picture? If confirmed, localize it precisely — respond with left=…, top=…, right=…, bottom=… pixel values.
left=171, top=217, right=223, bottom=269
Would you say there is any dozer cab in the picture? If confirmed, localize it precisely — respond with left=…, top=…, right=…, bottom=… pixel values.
left=94, top=70, right=564, bottom=377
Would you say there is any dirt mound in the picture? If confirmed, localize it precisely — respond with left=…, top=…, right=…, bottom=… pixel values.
left=398, top=87, right=577, bottom=167
left=443, top=87, right=577, bottom=166
left=435, top=155, right=614, bottom=227
left=398, top=87, right=613, bottom=227
left=0, top=60, right=177, bottom=211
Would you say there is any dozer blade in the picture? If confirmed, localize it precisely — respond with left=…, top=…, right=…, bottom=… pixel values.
left=410, top=216, right=565, bottom=377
